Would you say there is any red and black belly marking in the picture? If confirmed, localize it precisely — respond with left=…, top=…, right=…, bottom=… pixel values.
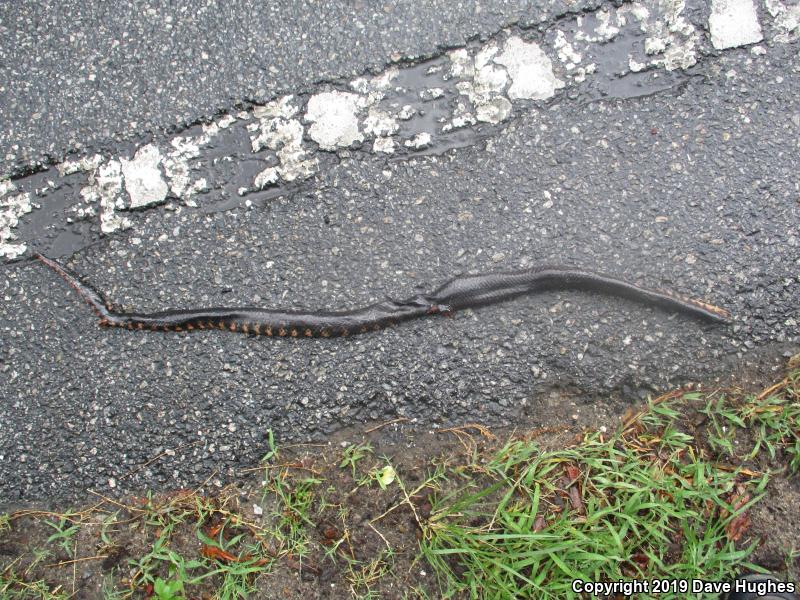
left=33, top=253, right=732, bottom=340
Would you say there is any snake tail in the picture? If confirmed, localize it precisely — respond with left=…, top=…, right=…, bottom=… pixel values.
left=34, top=253, right=113, bottom=320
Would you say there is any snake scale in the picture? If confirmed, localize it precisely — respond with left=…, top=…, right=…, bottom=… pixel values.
left=35, top=253, right=731, bottom=338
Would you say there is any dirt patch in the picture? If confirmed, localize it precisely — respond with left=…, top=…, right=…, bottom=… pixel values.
left=1, top=356, right=799, bottom=599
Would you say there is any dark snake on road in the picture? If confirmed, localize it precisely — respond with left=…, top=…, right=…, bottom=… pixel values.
left=35, top=253, right=731, bottom=338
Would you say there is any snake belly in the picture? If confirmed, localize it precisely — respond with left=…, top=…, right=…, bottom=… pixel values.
left=34, top=253, right=731, bottom=338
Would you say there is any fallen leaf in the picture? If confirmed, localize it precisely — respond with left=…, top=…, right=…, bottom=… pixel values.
left=201, top=545, right=238, bottom=562
left=568, top=485, right=585, bottom=515
left=726, top=513, right=751, bottom=541
left=631, top=552, right=649, bottom=570
left=533, top=515, right=547, bottom=531
left=377, top=465, right=396, bottom=488
left=725, top=491, right=752, bottom=541
left=564, top=463, right=581, bottom=482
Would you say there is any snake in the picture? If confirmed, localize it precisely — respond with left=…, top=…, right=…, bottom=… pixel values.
left=34, top=253, right=731, bottom=338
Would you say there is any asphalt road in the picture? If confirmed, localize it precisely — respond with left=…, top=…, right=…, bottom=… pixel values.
left=1, top=0, right=798, bottom=502
left=0, top=0, right=598, bottom=177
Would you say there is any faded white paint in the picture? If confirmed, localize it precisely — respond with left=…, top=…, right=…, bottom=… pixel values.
left=373, top=137, right=395, bottom=154
left=397, top=105, right=416, bottom=120
left=449, top=42, right=513, bottom=126
left=217, top=115, right=237, bottom=129
left=250, top=100, right=317, bottom=187
left=0, top=181, right=33, bottom=259
left=594, top=8, right=621, bottom=41
left=709, top=0, right=763, bottom=49
left=120, top=144, right=168, bottom=209
left=251, top=96, right=299, bottom=148
left=472, top=44, right=509, bottom=102
left=363, top=109, right=399, bottom=137
left=253, top=96, right=297, bottom=121
left=476, top=97, right=512, bottom=124
left=0, top=180, right=16, bottom=198
left=249, top=96, right=314, bottom=187
left=1, top=0, right=790, bottom=258
left=571, top=63, right=596, bottom=83
left=56, top=154, right=104, bottom=177
left=305, top=91, right=365, bottom=150
left=163, top=137, right=202, bottom=199
left=350, top=68, right=397, bottom=105
left=254, top=167, right=279, bottom=189
left=447, top=49, right=475, bottom=80
left=80, top=160, right=131, bottom=234
left=420, top=87, right=445, bottom=100
left=766, top=0, right=800, bottom=43
left=443, top=101, right=477, bottom=132
left=554, top=31, right=582, bottom=68
left=624, top=0, right=700, bottom=71
left=622, top=2, right=650, bottom=24
left=269, top=119, right=317, bottom=182
left=404, top=132, right=432, bottom=149
left=161, top=113, right=232, bottom=201
left=494, top=36, right=564, bottom=100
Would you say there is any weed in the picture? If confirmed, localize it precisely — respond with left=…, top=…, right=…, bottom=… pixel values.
left=340, top=442, right=374, bottom=478
left=637, top=394, right=684, bottom=430
left=214, top=559, right=265, bottom=600
left=152, top=577, right=184, bottom=600
left=402, top=586, right=434, bottom=600
left=130, top=522, right=249, bottom=598
left=357, top=459, right=402, bottom=490
left=261, top=429, right=279, bottom=463
left=139, top=490, right=215, bottom=529
left=0, top=569, right=70, bottom=599
left=43, top=514, right=80, bottom=558
left=694, top=367, right=800, bottom=471
left=27, top=548, right=52, bottom=573
left=374, top=463, right=397, bottom=490
left=101, top=571, right=127, bottom=600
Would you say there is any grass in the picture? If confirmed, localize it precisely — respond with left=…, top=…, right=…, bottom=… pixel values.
left=263, top=472, right=323, bottom=563
left=0, top=361, right=798, bottom=599
left=699, top=368, right=800, bottom=471
left=118, top=494, right=278, bottom=599
left=420, top=425, right=765, bottom=599
left=0, top=571, right=70, bottom=600
left=0, top=547, right=67, bottom=600
left=415, top=365, right=799, bottom=599
left=343, top=548, right=396, bottom=599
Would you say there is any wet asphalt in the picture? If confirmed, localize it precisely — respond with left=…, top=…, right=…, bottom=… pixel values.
left=0, top=0, right=603, bottom=177
left=1, top=0, right=799, bottom=502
